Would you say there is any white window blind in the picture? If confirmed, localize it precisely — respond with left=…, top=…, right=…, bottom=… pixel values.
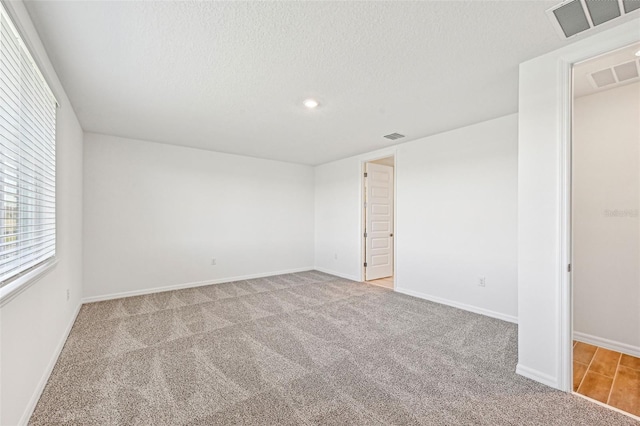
left=0, top=3, right=57, bottom=288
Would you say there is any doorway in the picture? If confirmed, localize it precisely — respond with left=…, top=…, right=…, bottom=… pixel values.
left=570, top=42, right=640, bottom=418
left=363, top=156, right=395, bottom=289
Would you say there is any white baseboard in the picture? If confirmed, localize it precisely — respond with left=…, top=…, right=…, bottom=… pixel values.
left=573, top=332, right=640, bottom=358
left=394, top=287, right=518, bottom=324
left=516, top=364, right=559, bottom=389
left=313, top=267, right=361, bottom=282
left=18, top=302, right=82, bottom=426
left=82, top=267, right=315, bottom=303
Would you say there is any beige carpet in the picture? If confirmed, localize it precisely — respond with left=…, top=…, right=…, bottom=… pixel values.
left=30, top=271, right=636, bottom=425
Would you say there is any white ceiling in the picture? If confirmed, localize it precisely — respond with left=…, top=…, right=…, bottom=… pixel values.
left=23, top=0, right=637, bottom=165
left=574, top=42, right=640, bottom=98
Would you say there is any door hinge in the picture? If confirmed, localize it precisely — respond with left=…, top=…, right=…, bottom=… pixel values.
left=568, top=264, right=571, bottom=273
left=364, top=232, right=368, bottom=238
left=364, top=172, right=368, bottom=177
left=364, top=262, right=368, bottom=267
left=364, top=202, right=367, bottom=208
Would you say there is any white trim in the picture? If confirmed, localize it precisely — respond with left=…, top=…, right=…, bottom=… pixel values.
left=516, top=364, right=559, bottom=389
left=395, top=286, right=518, bottom=324
left=573, top=392, right=640, bottom=422
left=81, top=267, right=315, bottom=303
left=360, top=152, right=397, bottom=283
left=574, top=332, right=640, bottom=358
left=0, top=259, right=58, bottom=307
left=558, top=55, right=574, bottom=394
left=18, top=302, right=81, bottom=426
left=313, top=267, right=360, bottom=282
left=558, top=32, right=640, bottom=393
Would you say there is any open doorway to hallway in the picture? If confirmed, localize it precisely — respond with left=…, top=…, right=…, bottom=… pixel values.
left=363, top=156, right=395, bottom=289
left=571, top=42, right=640, bottom=418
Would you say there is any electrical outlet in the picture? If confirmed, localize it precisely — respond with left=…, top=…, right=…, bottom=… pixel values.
left=66, top=289, right=70, bottom=301
left=478, top=277, right=486, bottom=287
left=334, top=253, right=338, bottom=260
left=211, top=258, right=217, bottom=266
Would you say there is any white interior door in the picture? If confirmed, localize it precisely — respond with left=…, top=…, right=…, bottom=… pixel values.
left=365, top=163, right=393, bottom=280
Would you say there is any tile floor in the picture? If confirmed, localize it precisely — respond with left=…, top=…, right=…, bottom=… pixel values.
left=573, top=341, right=640, bottom=417
left=365, top=276, right=394, bottom=289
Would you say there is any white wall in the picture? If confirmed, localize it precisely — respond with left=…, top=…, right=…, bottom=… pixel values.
left=314, top=155, right=366, bottom=281
left=396, top=115, right=518, bottom=321
left=517, top=19, right=639, bottom=391
left=573, top=82, right=640, bottom=355
left=83, top=133, right=315, bottom=300
left=315, top=114, right=519, bottom=322
left=0, top=2, right=84, bottom=425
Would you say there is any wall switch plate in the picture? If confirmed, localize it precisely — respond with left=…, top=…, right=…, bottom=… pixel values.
left=211, top=258, right=217, bottom=266
left=479, top=277, right=486, bottom=287
left=66, top=289, right=70, bottom=301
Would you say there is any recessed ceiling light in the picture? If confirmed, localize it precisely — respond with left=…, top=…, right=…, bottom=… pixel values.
left=635, top=49, right=640, bottom=57
left=303, top=99, right=319, bottom=109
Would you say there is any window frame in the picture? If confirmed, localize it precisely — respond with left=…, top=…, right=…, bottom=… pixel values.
left=0, top=0, right=59, bottom=306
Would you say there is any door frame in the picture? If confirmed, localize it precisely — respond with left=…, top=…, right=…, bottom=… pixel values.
left=360, top=153, right=397, bottom=286
left=559, top=40, right=640, bottom=393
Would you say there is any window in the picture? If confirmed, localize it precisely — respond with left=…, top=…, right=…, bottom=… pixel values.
left=0, top=3, right=57, bottom=289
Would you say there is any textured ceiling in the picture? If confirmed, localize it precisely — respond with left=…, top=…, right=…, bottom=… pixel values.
left=23, top=0, right=637, bottom=165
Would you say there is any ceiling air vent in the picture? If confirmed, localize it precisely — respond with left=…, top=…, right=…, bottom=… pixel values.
left=589, top=60, right=640, bottom=89
left=547, top=0, right=640, bottom=39
left=623, top=0, right=640, bottom=13
left=613, top=61, right=640, bottom=81
left=585, top=0, right=621, bottom=26
left=383, top=133, right=405, bottom=140
left=591, top=68, right=617, bottom=87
